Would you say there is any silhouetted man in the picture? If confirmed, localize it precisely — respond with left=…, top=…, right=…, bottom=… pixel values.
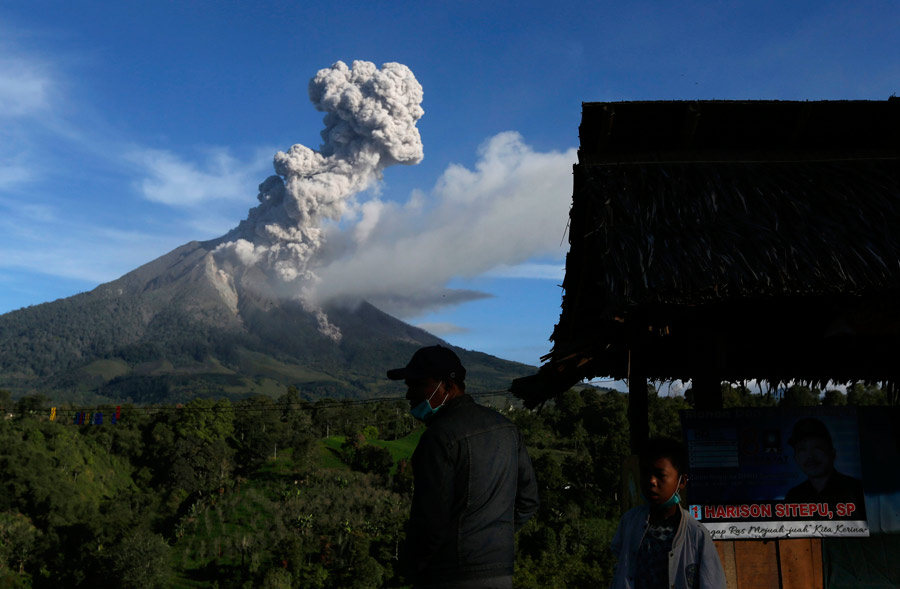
left=388, top=345, right=539, bottom=589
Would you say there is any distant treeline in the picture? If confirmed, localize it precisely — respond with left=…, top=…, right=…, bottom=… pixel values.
left=0, top=382, right=888, bottom=588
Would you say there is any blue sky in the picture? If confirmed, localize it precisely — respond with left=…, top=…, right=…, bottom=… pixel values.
left=0, top=1, right=897, bottom=368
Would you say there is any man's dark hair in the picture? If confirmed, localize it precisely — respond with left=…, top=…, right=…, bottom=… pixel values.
left=639, top=437, right=688, bottom=476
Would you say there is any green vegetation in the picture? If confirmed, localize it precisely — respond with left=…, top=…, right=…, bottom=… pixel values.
left=0, top=290, right=532, bottom=404
left=0, top=382, right=884, bottom=587
left=79, top=358, right=132, bottom=380
left=235, top=349, right=344, bottom=385
left=0, top=388, right=428, bottom=588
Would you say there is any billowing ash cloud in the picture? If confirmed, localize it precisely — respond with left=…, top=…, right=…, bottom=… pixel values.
left=308, top=132, right=577, bottom=318
left=213, top=60, right=424, bottom=340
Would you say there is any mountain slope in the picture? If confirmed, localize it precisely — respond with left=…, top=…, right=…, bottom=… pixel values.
left=0, top=241, right=533, bottom=403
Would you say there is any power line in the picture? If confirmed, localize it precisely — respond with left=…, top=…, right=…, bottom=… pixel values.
left=9, top=389, right=517, bottom=419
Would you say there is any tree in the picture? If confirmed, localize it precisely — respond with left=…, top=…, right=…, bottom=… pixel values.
left=0, top=390, right=11, bottom=412
left=0, top=511, right=40, bottom=575
left=174, top=398, right=235, bottom=443
left=552, top=389, right=586, bottom=438
left=234, top=396, right=285, bottom=473
left=847, top=383, right=887, bottom=405
left=780, top=385, right=820, bottom=407
left=649, top=392, right=689, bottom=439
left=722, top=383, right=754, bottom=407
left=107, top=530, right=172, bottom=589
left=529, top=453, right=566, bottom=520
left=822, top=389, right=847, bottom=406
left=14, top=394, right=48, bottom=415
left=278, top=388, right=317, bottom=469
left=148, top=399, right=236, bottom=499
left=341, top=433, right=393, bottom=477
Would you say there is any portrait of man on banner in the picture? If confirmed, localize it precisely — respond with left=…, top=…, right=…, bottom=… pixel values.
left=682, top=407, right=869, bottom=540
left=784, top=417, right=866, bottom=518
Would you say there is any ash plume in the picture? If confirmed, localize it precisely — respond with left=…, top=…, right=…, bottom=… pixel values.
left=213, top=60, right=424, bottom=340
left=308, top=132, right=577, bottom=318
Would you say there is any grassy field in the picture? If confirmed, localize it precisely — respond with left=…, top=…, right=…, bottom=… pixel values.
left=368, top=430, right=424, bottom=463
left=319, top=428, right=424, bottom=473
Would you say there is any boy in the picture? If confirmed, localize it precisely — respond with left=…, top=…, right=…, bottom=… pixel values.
left=610, top=437, right=725, bottom=589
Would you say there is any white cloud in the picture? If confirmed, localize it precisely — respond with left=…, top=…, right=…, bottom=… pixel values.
left=0, top=55, right=57, bottom=194
left=0, top=164, right=31, bottom=190
left=0, top=200, right=56, bottom=225
left=129, top=147, right=271, bottom=207
left=415, top=322, right=470, bottom=336
left=311, top=132, right=576, bottom=316
left=0, top=57, right=52, bottom=117
left=486, top=263, right=565, bottom=280
left=0, top=222, right=188, bottom=285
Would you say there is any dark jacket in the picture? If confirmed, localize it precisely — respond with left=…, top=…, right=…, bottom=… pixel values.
left=408, top=395, right=539, bottom=585
left=784, top=470, right=867, bottom=518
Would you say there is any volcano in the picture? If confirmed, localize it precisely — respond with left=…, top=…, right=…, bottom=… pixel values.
left=0, top=60, right=535, bottom=404
left=0, top=240, right=533, bottom=404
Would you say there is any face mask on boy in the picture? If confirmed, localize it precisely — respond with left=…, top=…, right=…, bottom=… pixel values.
left=644, top=476, right=681, bottom=509
left=658, top=476, right=683, bottom=508
left=642, top=475, right=683, bottom=509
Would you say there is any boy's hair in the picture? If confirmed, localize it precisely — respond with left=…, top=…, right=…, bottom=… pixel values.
left=639, top=437, right=688, bottom=476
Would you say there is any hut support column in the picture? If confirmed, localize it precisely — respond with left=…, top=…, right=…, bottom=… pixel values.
left=628, top=370, right=649, bottom=453
left=692, top=371, right=723, bottom=410
left=690, top=327, right=724, bottom=410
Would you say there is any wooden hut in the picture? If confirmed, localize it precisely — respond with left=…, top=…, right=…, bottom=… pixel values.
left=513, top=99, right=900, bottom=428
left=510, top=99, right=900, bottom=588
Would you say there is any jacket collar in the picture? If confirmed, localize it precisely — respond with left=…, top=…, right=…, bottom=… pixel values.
left=426, top=393, right=473, bottom=425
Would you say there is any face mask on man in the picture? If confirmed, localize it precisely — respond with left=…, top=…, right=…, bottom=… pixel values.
left=410, top=380, right=445, bottom=422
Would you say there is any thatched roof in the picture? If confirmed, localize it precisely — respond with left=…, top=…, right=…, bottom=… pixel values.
left=513, top=99, right=900, bottom=407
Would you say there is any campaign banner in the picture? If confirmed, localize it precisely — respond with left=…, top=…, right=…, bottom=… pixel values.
left=682, top=406, right=868, bottom=540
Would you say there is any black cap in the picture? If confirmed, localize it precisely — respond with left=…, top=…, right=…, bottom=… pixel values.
left=387, top=345, right=466, bottom=382
left=788, top=417, right=834, bottom=448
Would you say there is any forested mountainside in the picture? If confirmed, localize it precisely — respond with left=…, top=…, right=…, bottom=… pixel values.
left=0, top=241, right=533, bottom=403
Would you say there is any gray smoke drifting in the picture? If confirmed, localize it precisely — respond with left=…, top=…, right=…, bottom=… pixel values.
left=214, top=60, right=424, bottom=340
left=308, top=132, right=576, bottom=318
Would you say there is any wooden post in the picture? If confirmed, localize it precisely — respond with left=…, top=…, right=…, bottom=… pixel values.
left=689, top=326, right=725, bottom=410
left=628, top=369, right=649, bottom=453
left=692, top=371, right=723, bottom=410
